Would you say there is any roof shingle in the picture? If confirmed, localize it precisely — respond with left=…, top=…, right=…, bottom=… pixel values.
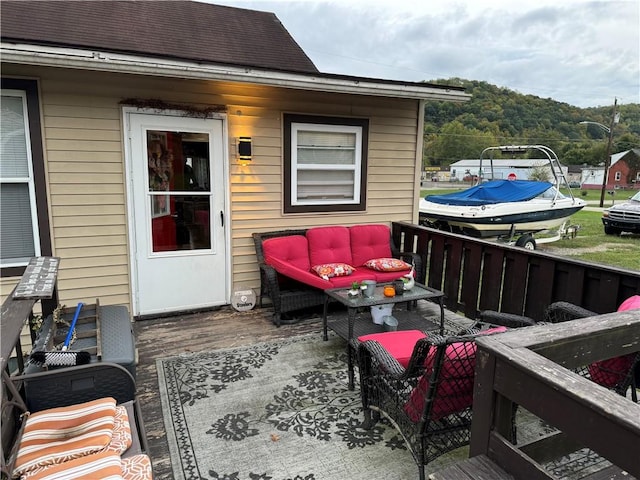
left=1, top=0, right=319, bottom=74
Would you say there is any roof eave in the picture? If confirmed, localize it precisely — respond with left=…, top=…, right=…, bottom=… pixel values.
left=1, top=42, right=470, bottom=102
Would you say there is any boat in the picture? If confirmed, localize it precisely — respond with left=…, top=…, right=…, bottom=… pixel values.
left=419, top=145, right=587, bottom=247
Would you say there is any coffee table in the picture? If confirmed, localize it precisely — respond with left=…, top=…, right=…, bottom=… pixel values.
left=322, top=282, right=445, bottom=388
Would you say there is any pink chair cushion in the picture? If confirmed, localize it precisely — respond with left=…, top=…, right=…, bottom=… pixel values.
left=404, top=326, right=507, bottom=422
left=588, top=295, right=640, bottom=388
left=307, top=226, right=353, bottom=267
left=262, top=235, right=310, bottom=271
left=359, top=330, right=428, bottom=368
left=350, top=224, right=393, bottom=267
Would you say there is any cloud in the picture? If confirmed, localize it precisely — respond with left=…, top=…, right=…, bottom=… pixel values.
left=209, top=0, right=639, bottom=107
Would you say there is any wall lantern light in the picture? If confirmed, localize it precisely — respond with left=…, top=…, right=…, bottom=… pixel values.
left=238, top=137, right=252, bottom=165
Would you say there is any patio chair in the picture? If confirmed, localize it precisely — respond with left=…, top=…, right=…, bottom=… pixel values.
left=355, top=328, right=507, bottom=480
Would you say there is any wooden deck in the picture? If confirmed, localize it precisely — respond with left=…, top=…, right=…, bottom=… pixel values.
left=134, top=301, right=462, bottom=479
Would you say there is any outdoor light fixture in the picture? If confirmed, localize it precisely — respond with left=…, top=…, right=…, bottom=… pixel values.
left=238, top=137, right=252, bottom=165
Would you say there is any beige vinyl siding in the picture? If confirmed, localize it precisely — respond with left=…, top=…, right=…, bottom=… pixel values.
left=2, top=64, right=421, bottom=311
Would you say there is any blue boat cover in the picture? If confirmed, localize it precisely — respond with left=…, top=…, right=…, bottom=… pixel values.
left=425, top=180, right=552, bottom=206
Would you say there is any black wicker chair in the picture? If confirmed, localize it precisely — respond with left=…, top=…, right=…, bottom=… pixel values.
left=356, top=329, right=505, bottom=480
left=252, top=228, right=423, bottom=326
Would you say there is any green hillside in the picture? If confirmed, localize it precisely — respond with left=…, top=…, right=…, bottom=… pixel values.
left=423, top=79, right=640, bottom=167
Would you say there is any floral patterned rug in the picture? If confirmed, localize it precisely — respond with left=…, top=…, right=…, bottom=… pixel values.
left=156, top=333, right=465, bottom=480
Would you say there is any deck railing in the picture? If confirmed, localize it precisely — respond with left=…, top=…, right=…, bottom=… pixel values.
left=470, top=310, right=640, bottom=479
left=391, top=222, right=640, bottom=321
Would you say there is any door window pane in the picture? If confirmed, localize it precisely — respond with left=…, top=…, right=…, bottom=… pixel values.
left=146, top=130, right=211, bottom=252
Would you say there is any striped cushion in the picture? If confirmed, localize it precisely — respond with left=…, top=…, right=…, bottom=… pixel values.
left=121, top=454, right=153, bottom=480
left=14, top=397, right=117, bottom=476
left=20, top=451, right=123, bottom=480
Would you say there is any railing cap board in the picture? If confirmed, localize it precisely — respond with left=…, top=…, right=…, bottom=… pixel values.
left=476, top=310, right=640, bottom=366
left=1, top=257, right=60, bottom=371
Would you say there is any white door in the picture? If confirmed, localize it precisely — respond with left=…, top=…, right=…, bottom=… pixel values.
left=127, top=112, right=228, bottom=316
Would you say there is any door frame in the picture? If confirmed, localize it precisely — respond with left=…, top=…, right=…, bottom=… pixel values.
left=121, top=107, right=232, bottom=316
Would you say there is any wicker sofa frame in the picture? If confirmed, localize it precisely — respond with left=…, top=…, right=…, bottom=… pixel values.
left=252, top=227, right=423, bottom=326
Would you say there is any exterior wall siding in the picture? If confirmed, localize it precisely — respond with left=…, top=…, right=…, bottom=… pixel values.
left=2, top=64, right=421, bottom=313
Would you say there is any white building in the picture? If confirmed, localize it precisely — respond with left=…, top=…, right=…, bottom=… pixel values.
left=449, top=159, right=567, bottom=182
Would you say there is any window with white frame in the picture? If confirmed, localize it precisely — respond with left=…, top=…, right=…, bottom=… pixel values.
left=284, top=114, right=368, bottom=213
left=0, top=90, right=41, bottom=268
left=614, top=171, right=622, bottom=182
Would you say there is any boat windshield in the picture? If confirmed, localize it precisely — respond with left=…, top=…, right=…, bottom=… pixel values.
left=537, top=186, right=565, bottom=200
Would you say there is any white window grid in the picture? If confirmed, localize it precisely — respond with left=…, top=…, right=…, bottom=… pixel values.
left=290, top=122, right=362, bottom=206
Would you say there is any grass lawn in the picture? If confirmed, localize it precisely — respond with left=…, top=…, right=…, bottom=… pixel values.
left=538, top=210, right=640, bottom=271
left=419, top=187, right=639, bottom=271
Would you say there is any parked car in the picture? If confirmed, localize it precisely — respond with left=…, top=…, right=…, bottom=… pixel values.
left=602, top=190, right=640, bottom=235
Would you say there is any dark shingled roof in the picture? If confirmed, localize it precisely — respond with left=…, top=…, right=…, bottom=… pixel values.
left=1, top=0, right=319, bottom=74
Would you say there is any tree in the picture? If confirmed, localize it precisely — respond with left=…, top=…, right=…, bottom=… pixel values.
left=422, top=79, right=639, bottom=169
left=424, top=121, right=497, bottom=166
left=528, top=163, right=552, bottom=182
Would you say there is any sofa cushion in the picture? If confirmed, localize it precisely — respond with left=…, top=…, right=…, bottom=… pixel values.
left=307, top=226, right=353, bottom=266
left=312, top=262, right=355, bottom=280
left=14, top=397, right=117, bottom=476
left=359, top=330, right=428, bottom=368
left=21, top=451, right=123, bottom=480
left=364, top=257, right=411, bottom=272
left=262, top=235, right=310, bottom=271
left=266, top=256, right=331, bottom=290
left=350, top=224, right=393, bottom=266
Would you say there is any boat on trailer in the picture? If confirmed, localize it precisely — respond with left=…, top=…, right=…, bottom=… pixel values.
left=419, top=145, right=587, bottom=249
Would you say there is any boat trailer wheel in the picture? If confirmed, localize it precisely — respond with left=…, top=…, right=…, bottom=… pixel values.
left=515, top=234, right=536, bottom=250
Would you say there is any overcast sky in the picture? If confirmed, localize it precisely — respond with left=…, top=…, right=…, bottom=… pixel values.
left=209, top=0, right=639, bottom=108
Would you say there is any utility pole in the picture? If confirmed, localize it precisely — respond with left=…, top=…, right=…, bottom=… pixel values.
left=599, top=98, right=618, bottom=208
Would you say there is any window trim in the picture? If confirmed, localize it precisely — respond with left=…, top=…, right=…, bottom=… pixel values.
left=283, top=114, right=368, bottom=214
left=1, top=78, right=51, bottom=277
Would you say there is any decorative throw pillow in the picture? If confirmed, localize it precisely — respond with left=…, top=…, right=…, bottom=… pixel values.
left=105, top=405, right=132, bottom=456
left=403, top=327, right=507, bottom=422
left=588, top=295, right=640, bottom=388
left=364, top=258, right=411, bottom=272
left=404, top=341, right=477, bottom=422
left=121, top=454, right=153, bottom=480
left=312, top=263, right=355, bottom=280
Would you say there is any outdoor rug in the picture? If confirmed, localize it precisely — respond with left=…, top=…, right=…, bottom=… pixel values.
left=157, top=333, right=465, bottom=480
